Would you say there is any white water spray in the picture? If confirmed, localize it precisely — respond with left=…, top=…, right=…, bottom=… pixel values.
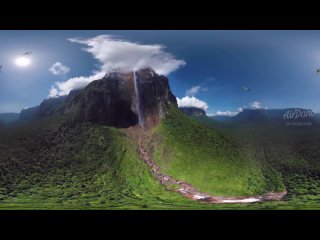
left=133, top=71, right=144, bottom=126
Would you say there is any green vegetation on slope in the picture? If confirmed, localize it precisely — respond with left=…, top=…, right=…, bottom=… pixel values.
left=189, top=114, right=320, bottom=208
left=233, top=125, right=320, bottom=205
left=151, top=107, right=285, bottom=196
left=2, top=107, right=320, bottom=209
left=0, top=117, right=195, bottom=209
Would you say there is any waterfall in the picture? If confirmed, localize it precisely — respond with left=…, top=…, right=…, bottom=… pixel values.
left=133, top=71, right=144, bottom=126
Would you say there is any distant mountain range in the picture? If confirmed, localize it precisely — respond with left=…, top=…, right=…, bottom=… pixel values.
left=178, top=107, right=320, bottom=130
left=0, top=97, right=315, bottom=128
left=210, top=115, right=233, bottom=122
left=233, top=108, right=316, bottom=122
left=0, top=112, right=19, bottom=124
left=179, top=107, right=206, bottom=117
left=205, top=108, right=318, bottom=125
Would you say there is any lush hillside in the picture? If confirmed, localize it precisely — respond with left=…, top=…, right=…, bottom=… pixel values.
left=2, top=67, right=319, bottom=208
left=228, top=124, right=320, bottom=205
left=2, top=107, right=320, bottom=208
left=0, top=116, right=195, bottom=209
left=188, top=113, right=320, bottom=207
left=149, top=107, right=284, bottom=196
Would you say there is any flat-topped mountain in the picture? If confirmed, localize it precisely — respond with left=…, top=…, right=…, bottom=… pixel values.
left=179, top=107, right=206, bottom=117
left=20, top=68, right=177, bottom=129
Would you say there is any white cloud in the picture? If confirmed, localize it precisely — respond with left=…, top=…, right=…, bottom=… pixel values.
left=48, top=35, right=185, bottom=98
left=68, top=35, right=185, bottom=75
left=209, top=104, right=267, bottom=118
left=49, top=62, right=70, bottom=75
left=251, top=101, right=262, bottom=109
left=213, top=110, right=239, bottom=116
left=177, top=96, right=209, bottom=111
left=50, top=72, right=105, bottom=97
left=179, top=84, right=209, bottom=111
left=186, top=85, right=208, bottom=97
left=208, top=107, right=244, bottom=117
left=186, top=86, right=201, bottom=97
left=49, top=86, right=59, bottom=98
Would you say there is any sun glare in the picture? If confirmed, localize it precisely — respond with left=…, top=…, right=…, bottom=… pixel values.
left=15, top=57, right=31, bottom=67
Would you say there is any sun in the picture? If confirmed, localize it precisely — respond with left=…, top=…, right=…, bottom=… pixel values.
left=15, top=57, right=31, bottom=67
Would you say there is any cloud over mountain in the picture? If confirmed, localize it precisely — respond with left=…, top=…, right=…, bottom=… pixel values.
left=177, top=96, right=209, bottom=110
left=49, top=35, right=185, bottom=97
left=251, top=101, right=262, bottom=109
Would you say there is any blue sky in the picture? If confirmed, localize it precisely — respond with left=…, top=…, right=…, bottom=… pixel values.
left=1, top=30, right=320, bottom=115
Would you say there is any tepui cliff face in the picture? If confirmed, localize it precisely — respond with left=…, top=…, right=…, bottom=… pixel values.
left=20, top=68, right=177, bottom=129
left=179, top=107, right=206, bottom=117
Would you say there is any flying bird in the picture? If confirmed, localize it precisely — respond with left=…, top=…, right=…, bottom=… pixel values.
left=22, top=52, right=32, bottom=55
left=317, top=68, right=320, bottom=74
left=242, top=86, right=250, bottom=92
left=0, top=64, right=2, bottom=73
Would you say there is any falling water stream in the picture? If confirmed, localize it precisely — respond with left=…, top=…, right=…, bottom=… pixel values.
left=133, top=71, right=144, bottom=126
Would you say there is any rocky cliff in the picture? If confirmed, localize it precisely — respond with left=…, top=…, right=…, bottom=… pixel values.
left=19, top=68, right=177, bottom=129
left=136, top=68, right=177, bottom=128
left=20, top=106, right=41, bottom=121
left=179, top=107, right=206, bottom=117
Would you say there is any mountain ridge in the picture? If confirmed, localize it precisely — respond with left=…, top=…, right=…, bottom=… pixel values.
left=19, top=68, right=177, bottom=129
left=207, top=108, right=318, bottom=124
left=0, top=113, right=19, bottom=123
left=179, top=107, right=206, bottom=117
